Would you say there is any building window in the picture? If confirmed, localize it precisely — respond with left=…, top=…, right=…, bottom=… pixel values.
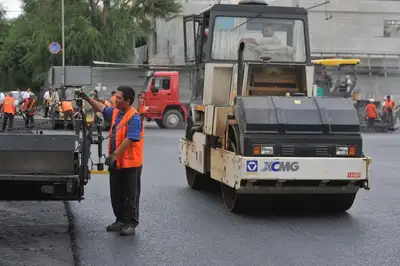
left=384, top=20, right=400, bottom=38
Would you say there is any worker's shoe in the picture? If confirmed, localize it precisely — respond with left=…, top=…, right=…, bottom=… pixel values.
left=106, top=221, right=123, bottom=232
left=120, top=225, right=135, bottom=236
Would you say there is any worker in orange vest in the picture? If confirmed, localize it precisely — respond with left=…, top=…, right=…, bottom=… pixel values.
left=79, top=86, right=143, bottom=236
left=383, top=95, right=395, bottom=126
left=1, top=92, right=16, bottom=132
left=59, top=98, right=75, bottom=130
left=365, top=98, right=377, bottom=131
left=138, top=93, right=146, bottom=120
left=110, top=91, right=117, bottom=107
left=21, top=93, right=36, bottom=128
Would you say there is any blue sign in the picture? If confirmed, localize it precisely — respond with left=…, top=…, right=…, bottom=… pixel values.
left=246, top=160, right=258, bottom=172
left=261, top=161, right=300, bottom=172
left=48, top=42, right=61, bottom=54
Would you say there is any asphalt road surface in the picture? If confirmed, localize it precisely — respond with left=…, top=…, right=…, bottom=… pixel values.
left=1, top=124, right=400, bottom=266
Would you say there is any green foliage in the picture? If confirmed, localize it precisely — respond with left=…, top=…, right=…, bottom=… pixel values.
left=0, top=0, right=181, bottom=91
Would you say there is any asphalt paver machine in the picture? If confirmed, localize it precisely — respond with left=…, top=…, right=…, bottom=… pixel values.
left=0, top=90, right=108, bottom=201
left=179, top=0, right=371, bottom=213
left=312, top=58, right=360, bottom=100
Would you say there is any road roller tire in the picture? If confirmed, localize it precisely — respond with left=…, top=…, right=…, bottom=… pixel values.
left=323, top=193, right=357, bottom=212
left=221, top=183, right=247, bottom=213
left=185, top=166, right=212, bottom=190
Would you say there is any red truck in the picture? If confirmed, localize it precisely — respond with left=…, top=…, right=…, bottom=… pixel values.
left=139, top=71, right=189, bottom=129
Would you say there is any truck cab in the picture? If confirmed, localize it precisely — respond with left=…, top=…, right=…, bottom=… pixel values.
left=140, top=71, right=188, bottom=129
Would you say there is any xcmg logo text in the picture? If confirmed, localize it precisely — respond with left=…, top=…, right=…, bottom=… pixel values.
left=261, top=161, right=300, bottom=172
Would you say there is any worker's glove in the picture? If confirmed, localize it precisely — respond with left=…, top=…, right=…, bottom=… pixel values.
left=105, top=153, right=117, bottom=168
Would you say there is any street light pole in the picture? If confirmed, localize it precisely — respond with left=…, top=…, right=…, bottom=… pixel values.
left=61, top=0, right=66, bottom=86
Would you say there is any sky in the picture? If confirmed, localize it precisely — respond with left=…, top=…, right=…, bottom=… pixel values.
left=0, top=0, right=22, bottom=19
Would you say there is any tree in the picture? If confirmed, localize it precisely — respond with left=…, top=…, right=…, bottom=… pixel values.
left=0, top=0, right=181, bottom=91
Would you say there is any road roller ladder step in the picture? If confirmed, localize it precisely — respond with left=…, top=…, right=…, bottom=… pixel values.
left=90, top=163, right=109, bottom=174
left=91, top=170, right=109, bottom=174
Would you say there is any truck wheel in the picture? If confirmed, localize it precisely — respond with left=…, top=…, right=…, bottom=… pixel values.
left=162, top=110, right=184, bottom=129
left=155, top=119, right=165, bottom=128
left=221, top=183, right=246, bottom=213
left=185, top=166, right=210, bottom=190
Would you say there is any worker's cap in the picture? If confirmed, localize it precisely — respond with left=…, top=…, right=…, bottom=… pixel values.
left=369, top=98, right=375, bottom=102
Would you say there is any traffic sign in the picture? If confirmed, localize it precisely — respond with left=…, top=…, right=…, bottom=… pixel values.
left=48, top=42, right=61, bottom=54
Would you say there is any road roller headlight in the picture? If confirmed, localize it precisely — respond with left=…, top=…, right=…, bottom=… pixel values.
left=261, top=146, right=274, bottom=155
left=336, top=146, right=356, bottom=156
left=336, top=146, right=348, bottom=156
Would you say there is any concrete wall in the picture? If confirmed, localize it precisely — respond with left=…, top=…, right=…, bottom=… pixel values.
left=301, top=0, right=400, bottom=54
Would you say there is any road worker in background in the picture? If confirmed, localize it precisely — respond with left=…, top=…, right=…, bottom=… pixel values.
left=79, top=86, right=143, bottom=236
left=365, top=98, right=378, bottom=131
left=43, top=89, right=53, bottom=118
left=59, top=98, right=75, bottom=130
left=138, top=93, right=146, bottom=120
left=21, top=93, right=36, bottom=128
left=383, top=95, right=395, bottom=126
left=1, top=92, right=16, bottom=132
left=51, top=88, right=61, bottom=118
left=110, top=91, right=116, bottom=107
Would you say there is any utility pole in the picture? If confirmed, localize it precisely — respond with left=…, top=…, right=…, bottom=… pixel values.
left=61, top=0, right=66, bottom=86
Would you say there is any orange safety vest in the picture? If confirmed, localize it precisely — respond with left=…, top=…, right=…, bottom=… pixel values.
left=138, top=98, right=146, bottom=114
left=110, top=95, right=116, bottom=107
left=108, top=107, right=144, bottom=169
left=104, top=100, right=111, bottom=107
left=385, top=100, right=394, bottom=111
left=61, top=101, right=74, bottom=112
left=3, top=96, right=15, bottom=114
left=365, top=103, right=377, bottom=119
left=23, top=98, right=36, bottom=112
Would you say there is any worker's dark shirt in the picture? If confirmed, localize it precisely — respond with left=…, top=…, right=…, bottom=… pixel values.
left=103, top=107, right=142, bottom=152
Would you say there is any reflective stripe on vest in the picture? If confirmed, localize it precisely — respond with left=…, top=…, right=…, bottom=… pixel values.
left=3, top=96, right=15, bottom=114
left=104, top=100, right=111, bottom=107
left=61, top=101, right=73, bottom=112
left=108, top=107, right=144, bottom=168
